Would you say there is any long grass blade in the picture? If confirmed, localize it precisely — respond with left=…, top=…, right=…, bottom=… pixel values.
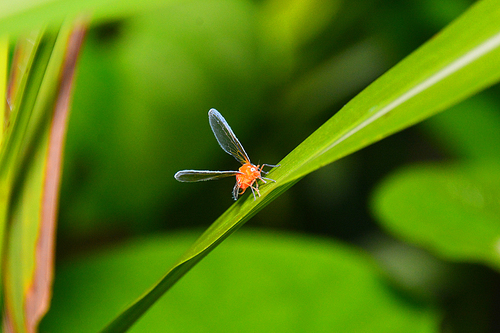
left=24, top=20, right=87, bottom=331
left=2, top=19, right=87, bottom=333
left=101, top=0, right=500, bottom=331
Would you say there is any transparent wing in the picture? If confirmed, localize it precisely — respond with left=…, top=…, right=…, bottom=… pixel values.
left=208, top=108, right=250, bottom=164
left=174, top=170, right=239, bottom=182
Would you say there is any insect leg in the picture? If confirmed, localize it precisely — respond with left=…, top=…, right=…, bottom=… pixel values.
left=262, top=177, right=276, bottom=183
left=249, top=186, right=257, bottom=200
left=249, top=183, right=261, bottom=200
left=232, top=183, right=241, bottom=200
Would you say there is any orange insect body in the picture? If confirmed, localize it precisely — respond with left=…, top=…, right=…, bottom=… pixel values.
left=236, top=163, right=264, bottom=196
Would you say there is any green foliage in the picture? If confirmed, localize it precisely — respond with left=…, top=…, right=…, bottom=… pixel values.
left=372, top=162, right=500, bottom=268
left=98, top=1, right=500, bottom=331
left=0, top=0, right=499, bottom=332
left=0, top=20, right=87, bottom=333
left=42, top=230, right=440, bottom=333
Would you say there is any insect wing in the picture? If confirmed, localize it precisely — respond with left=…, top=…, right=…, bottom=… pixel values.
left=208, top=108, right=250, bottom=164
left=174, top=170, right=239, bottom=182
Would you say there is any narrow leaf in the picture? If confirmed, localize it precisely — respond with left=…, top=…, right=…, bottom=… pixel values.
left=102, top=0, right=500, bottom=332
left=0, top=34, right=8, bottom=292
left=24, top=20, right=87, bottom=331
left=2, top=20, right=87, bottom=333
left=2, top=29, right=58, bottom=333
left=0, top=35, right=8, bottom=145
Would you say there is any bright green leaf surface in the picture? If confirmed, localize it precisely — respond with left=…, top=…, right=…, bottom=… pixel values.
left=371, top=162, right=500, bottom=270
left=41, top=230, right=440, bottom=333
left=101, top=1, right=500, bottom=331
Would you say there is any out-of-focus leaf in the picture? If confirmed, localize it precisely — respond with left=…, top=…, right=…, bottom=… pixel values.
left=283, top=38, right=390, bottom=118
left=1, top=30, right=57, bottom=333
left=0, top=36, right=7, bottom=144
left=102, top=1, right=500, bottom=331
left=371, top=162, right=500, bottom=270
left=2, top=20, right=87, bottom=333
left=0, top=0, right=181, bottom=37
left=0, top=36, right=8, bottom=286
left=42, top=230, right=440, bottom=333
left=260, top=0, right=340, bottom=50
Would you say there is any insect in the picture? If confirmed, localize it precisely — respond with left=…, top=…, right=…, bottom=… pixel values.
left=174, top=108, right=278, bottom=200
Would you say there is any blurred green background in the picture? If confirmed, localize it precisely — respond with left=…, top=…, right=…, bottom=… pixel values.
left=38, top=0, right=500, bottom=332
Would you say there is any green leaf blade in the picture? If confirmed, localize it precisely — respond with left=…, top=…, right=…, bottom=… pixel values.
left=101, top=0, right=500, bottom=331
left=2, top=20, right=87, bottom=332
